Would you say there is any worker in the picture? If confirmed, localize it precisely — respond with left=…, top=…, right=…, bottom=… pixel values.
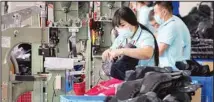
left=148, top=9, right=160, bottom=36
left=153, top=1, right=191, bottom=70
left=136, top=1, right=154, bottom=32
left=149, top=7, right=191, bottom=61
left=102, top=7, right=159, bottom=67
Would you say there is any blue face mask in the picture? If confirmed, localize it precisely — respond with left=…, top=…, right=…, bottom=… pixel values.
left=117, top=28, right=134, bottom=39
left=154, top=14, right=164, bottom=25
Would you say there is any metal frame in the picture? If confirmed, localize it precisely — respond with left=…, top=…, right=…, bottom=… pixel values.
left=0, top=1, right=123, bottom=102
left=1, top=2, right=3, bottom=102
left=1, top=6, right=41, bottom=26
left=1, top=27, right=49, bottom=102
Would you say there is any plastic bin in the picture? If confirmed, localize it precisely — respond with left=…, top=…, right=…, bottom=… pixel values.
left=73, top=81, right=86, bottom=95
left=191, top=76, right=213, bottom=102
left=60, top=95, right=106, bottom=102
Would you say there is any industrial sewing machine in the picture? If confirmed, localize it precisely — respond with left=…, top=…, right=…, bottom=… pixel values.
left=1, top=2, right=87, bottom=102
left=1, top=1, right=129, bottom=102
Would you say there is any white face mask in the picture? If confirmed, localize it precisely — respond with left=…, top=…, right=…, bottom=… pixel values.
left=117, top=28, right=134, bottom=39
left=154, top=14, right=164, bottom=25
left=154, top=10, right=166, bottom=25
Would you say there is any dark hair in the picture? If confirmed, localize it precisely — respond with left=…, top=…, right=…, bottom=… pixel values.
left=155, top=1, right=173, bottom=13
left=149, top=9, right=155, bottom=21
left=112, top=7, right=138, bottom=28
left=112, top=7, right=159, bottom=66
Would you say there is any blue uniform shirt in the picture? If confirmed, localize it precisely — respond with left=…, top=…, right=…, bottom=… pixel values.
left=173, top=16, right=191, bottom=60
left=110, top=26, right=155, bottom=66
left=157, top=16, right=184, bottom=71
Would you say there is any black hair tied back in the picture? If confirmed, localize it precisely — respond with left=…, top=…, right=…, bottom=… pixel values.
left=138, top=23, right=159, bottom=66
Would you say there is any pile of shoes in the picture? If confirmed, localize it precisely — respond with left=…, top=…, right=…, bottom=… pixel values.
left=105, top=66, right=201, bottom=102
left=176, top=59, right=211, bottom=76
left=182, top=2, right=214, bottom=59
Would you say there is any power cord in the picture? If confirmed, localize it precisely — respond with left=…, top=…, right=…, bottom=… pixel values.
left=52, top=77, right=56, bottom=102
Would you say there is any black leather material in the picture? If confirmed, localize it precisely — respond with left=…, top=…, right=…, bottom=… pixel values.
left=175, top=59, right=211, bottom=76
left=115, top=72, right=173, bottom=101
left=182, top=3, right=213, bottom=59
left=125, top=66, right=173, bottom=81
left=106, top=68, right=197, bottom=102
left=110, top=43, right=139, bottom=80
left=102, top=43, right=138, bottom=79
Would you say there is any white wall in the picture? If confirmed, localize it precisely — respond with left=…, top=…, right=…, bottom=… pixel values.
left=179, top=2, right=201, bottom=17
left=7, top=2, right=44, bottom=13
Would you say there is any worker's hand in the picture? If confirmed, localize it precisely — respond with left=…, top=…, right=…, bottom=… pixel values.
left=102, top=49, right=111, bottom=61
left=109, top=49, right=124, bottom=61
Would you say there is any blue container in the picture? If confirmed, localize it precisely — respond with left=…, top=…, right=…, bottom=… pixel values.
left=65, top=65, right=84, bottom=92
left=60, top=95, right=106, bottom=102
left=191, top=76, right=213, bottom=102
left=65, top=71, right=73, bottom=93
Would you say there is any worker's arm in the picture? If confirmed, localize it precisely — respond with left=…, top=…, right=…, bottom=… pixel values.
left=120, top=46, right=154, bottom=60
left=109, top=31, right=155, bottom=60
left=102, top=35, right=125, bottom=61
left=109, top=46, right=153, bottom=60
left=158, top=43, right=169, bottom=56
left=158, top=27, right=176, bottom=56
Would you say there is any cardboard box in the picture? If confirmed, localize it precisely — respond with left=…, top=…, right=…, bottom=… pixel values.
left=191, top=88, right=202, bottom=102
left=203, top=62, right=213, bottom=71
left=196, top=60, right=213, bottom=71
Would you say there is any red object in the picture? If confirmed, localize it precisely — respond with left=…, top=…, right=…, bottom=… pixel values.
left=102, top=87, right=116, bottom=96
left=89, top=19, right=93, bottom=29
left=93, top=12, right=97, bottom=20
left=17, top=92, right=32, bottom=102
left=81, top=75, right=86, bottom=79
left=46, top=20, right=51, bottom=26
left=85, top=78, right=123, bottom=96
left=73, top=81, right=86, bottom=95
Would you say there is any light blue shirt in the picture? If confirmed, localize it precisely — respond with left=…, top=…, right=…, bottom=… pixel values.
left=137, top=6, right=154, bottom=33
left=173, top=16, right=191, bottom=60
left=157, top=16, right=187, bottom=71
left=110, top=26, right=155, bottom=66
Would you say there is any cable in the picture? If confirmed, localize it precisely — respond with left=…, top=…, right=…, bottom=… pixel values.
left=52, top=77, right=56, bottom=102
left=99, top=69, right=105, bottom=80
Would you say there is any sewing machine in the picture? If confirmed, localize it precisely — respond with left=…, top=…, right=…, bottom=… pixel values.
left=1, top=2, right=88, bottom=102
left=1, top=27, right=49, bottom=102
left=1, top=1, right=129, bottom=102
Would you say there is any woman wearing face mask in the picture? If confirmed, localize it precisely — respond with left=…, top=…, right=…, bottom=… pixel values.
left=102, top=7, right=159, bottom=67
